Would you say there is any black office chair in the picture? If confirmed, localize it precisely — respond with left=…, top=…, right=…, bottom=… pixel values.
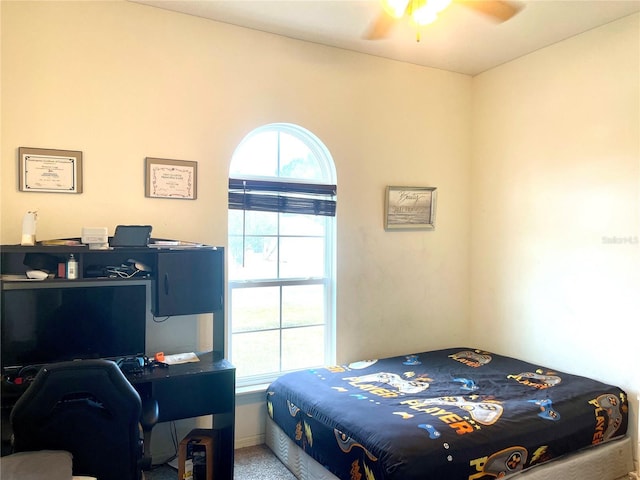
left=9, top=359, right=154, bottom=480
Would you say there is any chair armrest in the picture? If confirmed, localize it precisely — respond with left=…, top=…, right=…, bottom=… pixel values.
left=140, top=398, right=159, bottom=431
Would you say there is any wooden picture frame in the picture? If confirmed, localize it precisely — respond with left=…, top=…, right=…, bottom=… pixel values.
left=385, top=186, right=437, bottom=230
left=145, top=157, right=197, bottom=200
left=19, top=147, right=83, bottom=193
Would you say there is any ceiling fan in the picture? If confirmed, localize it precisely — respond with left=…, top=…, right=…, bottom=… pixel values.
left=365, top=0, right=523, bottom=41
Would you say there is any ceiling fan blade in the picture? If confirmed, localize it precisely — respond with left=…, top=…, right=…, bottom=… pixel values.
left=364, top=10, right=396, bottom=40
left=457, top=1, right=522, bottom=22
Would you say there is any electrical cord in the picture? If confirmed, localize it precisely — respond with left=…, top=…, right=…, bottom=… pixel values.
left=105, top=267, right=141, bottom=279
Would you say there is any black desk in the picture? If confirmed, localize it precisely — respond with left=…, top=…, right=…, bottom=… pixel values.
left=127, top=352, right=236, bottom=480
left=1, top=353, right=236, bottom=479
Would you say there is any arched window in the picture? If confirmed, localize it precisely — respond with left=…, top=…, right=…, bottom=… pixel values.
left=228, top=123, right=336, bottom=387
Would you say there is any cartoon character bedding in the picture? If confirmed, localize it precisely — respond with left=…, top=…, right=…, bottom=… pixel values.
left=266, top=347, right=628, bottom=480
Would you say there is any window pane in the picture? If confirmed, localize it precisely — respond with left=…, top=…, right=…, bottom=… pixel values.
left=228, top=236, right=278, bottom=280
left=282, top=285, right=324, bottom=328
left=229, top=209, right=243, bottom=235
left=229, top=210, right=277, bottom=236
left=232, top=330, right=280, bottom=377
left=280, top=213, right=325, bottom=236
left=280, top=237, right=325, bottom=278
left=231, top=286, right=280, bottom=332
left=230, top=131, right=278, bottom=177
left=229, top=210, right=279, bottom=280
left=281, top=326, right=325, bottom=371
left=279, top=132, right=323, bottom=181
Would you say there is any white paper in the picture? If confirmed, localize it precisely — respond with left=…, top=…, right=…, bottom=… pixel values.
left=163, top=352, right=200, bottom=365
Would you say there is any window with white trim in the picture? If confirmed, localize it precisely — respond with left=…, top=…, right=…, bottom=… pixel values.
left=228, top=123, right=336, bottom=387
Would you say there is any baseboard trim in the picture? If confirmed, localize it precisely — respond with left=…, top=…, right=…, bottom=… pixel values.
left=235, top=433, right=265, bottom=449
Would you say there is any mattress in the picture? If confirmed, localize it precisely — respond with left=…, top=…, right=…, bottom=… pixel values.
left=266, top=418, right=634, bottom=480
left=266, top=347, right=630, bottom=480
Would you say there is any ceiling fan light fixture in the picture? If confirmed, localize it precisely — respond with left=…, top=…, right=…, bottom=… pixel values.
left=367, top=0, right=520, bottom=42
left=412, top=0, right=452, bottom=25
left=382, top=0, right=411, bottom=18
left=380, top=0, right=451, bottom=27
left=429, top=0, right=452, bottom=13
left=412, top=4, right=438, bottom=25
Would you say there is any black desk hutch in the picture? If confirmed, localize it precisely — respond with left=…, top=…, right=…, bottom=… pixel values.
left=0, top=240, right=235, bottom=479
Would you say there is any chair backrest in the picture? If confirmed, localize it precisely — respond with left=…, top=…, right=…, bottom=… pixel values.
left=10, top=359, right=142, bottom=480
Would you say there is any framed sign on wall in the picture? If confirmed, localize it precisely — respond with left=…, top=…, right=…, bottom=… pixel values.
left=384, top=186, right=437, bottom=231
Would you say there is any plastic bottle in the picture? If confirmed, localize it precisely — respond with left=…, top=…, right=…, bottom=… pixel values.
left=67, top=254, right=78, bottom=280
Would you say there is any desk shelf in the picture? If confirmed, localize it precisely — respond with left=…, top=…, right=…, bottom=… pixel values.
left=1, top=242, right=224, bottom=318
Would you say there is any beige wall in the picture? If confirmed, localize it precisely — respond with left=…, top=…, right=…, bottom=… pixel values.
left=2, top=0, right=638, bottom=465
left=1, top=1, right=471, bottom=452
left=470, top=12, right=640, bottom=461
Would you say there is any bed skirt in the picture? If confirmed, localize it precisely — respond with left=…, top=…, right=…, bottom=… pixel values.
left=265, top=416, right=634, bottom=480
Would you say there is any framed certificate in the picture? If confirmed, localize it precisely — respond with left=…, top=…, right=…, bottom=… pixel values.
left=19, top=147, right=83, bottom=193
left=145, top=157, right=198, bottom=200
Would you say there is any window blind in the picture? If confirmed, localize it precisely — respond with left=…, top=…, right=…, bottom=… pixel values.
left=228, top=178, right=337, bottom=217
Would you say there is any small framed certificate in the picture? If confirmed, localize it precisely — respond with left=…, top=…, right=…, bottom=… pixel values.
left=19, top=147, right=83, bottom=193
left=145, top=157, right=198, bottom=200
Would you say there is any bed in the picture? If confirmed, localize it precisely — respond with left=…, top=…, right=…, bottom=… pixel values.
left=266, top=347, right=634, bottom=480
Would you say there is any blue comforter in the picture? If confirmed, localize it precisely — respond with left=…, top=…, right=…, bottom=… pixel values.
left=267, top=347, right=628, bottom=480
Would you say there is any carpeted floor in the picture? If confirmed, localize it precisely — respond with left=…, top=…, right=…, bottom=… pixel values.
left=148, top=444, right=296, bottom=479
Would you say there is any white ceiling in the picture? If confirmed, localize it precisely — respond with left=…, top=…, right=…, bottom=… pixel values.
left=132, top=0, right=640, bottom=75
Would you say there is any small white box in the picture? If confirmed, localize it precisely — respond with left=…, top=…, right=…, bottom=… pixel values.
left=81, top=227, right=108, bottom=244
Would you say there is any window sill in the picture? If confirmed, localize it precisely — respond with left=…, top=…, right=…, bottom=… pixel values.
left=235, top=383, right=271, bottom=397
